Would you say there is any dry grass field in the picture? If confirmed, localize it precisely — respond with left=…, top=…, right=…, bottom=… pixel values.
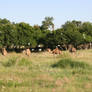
left=0, top=49, right=92, bottom=92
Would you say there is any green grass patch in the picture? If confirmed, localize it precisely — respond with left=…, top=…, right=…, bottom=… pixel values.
left=0, top=79, right=56, bottom=89
left=18, top=58, right=31, bottom=66
left=52, top=58, right=90, bottom=69
left=72, top=69, right=92, bottom=75
left=0, top=80, right=19, bottom=87
left=2, top=57, right=17, bottom=67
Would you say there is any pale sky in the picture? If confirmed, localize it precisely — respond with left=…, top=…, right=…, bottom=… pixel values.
left=0, top=0, right=92, bottom=28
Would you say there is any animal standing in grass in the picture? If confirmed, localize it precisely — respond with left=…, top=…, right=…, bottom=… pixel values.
left=22, top=49, right=31, bottom=56
left=52, top=48, right=62, bottom=54
left=69, top=47, right=76, bottom=54
left=2, top=48, right=7, bottom=56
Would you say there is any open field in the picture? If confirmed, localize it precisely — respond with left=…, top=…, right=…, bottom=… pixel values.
left=0, top=49, right=92, bottom=92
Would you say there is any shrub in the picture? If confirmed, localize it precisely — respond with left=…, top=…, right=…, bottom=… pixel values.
left=52, top=58, right=90, bottom=69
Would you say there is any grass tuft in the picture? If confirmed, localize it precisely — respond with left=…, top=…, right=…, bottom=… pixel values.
left=2, top=57, right=17, bottom=67
left=18, top=58, right=31, bottom=66
left=52, top=58, right=90, bottom=69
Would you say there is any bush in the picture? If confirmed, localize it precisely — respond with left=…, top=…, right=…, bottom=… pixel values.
left=2, top=57, right=17, bottom=67
left=52, top=58, right=90, bottom=69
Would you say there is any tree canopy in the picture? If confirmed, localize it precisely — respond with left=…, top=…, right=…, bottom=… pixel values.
left=0, top=17, right=92, bottom=51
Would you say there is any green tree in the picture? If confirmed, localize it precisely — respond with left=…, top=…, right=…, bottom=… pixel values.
left=0, top=19, right=13, bottom=48
left=15, top=22, right=37, bottom=48
left=41, top=17, right=54, bottom=31
left=79, top=22, right=92, bottom=43
left=62, top=21, right=83, bottom=47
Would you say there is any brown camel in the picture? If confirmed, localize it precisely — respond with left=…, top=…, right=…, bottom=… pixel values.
left=22, top=49, right=31, bottom=56
left=52, top=48, right=62, bottom=54
left=2, top=48, right=7, bottom=56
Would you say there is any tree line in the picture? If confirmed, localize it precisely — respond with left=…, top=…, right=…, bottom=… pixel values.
left=0, top=17, right=92, bottom=51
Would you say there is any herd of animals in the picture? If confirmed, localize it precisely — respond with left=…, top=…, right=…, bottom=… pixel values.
left=1, top=42, right=92, bottom=56
left=0, top=47, right=77, bottom=56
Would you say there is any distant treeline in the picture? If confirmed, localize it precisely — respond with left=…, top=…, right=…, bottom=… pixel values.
left=0, top=17, right=92, bottom=51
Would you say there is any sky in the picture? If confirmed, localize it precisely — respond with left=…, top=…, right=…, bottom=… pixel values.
left=0, top=0, right=92, bottom=28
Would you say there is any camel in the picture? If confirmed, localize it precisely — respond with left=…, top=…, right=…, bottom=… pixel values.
left=26, top=49, right=31, bottom=56
left=2, top=48, right=7, bottom=56
left=22, top=49, right=31, bottom=56
left=52, top=48, right=61, bottom=54
left=46, top=48, right=52, bottom=53
left=69, top=47, right=76, bottom=53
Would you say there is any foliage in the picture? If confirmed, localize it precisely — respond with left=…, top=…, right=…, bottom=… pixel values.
left=0, top=18, right=92, bottom=50
left=41, top=17, right=54, bottom=30
left=62, top=21, right=84, bottom=47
